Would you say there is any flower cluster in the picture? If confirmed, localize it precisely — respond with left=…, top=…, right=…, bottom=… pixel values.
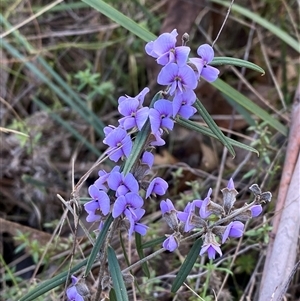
left=84, top=163, right=168, bottom=237
left=160, top=179, right=272, bottom=259
left=84, top=29, right=221, bottom=238
left=102, top=29, right=220, bottom=162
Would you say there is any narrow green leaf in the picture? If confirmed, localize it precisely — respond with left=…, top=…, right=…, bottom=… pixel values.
left=194, top=99, right=236, bottom=157
left=211, top=57, right=265, bottom=74
left=135, top=233, right=150, bottom=278
left=19, top=259, right=88, bottom=301
left=109, top=288, right=118, bottom=301
left=108, top=246, right=129, bottom=301
left=32, top=97, right=101, bottom=156
left=177, top=117, right=259, bottom=155
left=81, top=0, right=156, bottom=42
left=84, top=214, right=113, bottom=276
left=171, top=238, right=203, bottom=293
left=210, top=0, right=299, bottom=53
left=211, top=78, right=287, bottom=136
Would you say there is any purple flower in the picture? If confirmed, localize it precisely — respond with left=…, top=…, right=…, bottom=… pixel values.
left=145, top=29, right=190, bottom=66
left=103, top=127, right=132, bottom=162
left=161, top=199, right=179, bottom=231
left=250, top=205, right=263, bottom=217
left=222, top=221, right=244, bottom=243
left=160, top=199, right=176, bottom=214
left=199, top=188, right=213, bottom=219
left=177, top=201, right=201, bottom=232
left=189, top=44, right=219, bottom=82
left=118, top=99, right=149, bottom=131
left=200, top=231, right=222, bottom=259
left=85, top=184, right=110, bottom=216
left=200, top=243, right=222, bottom=260
left=172, top=90, right=197, bottom=118
left=66, top=276, right=84, bottom=301
left=149, top=99, right=174, bottom=134
left=146, top=177, right=168, bottom=198
left=107, top=171, right=139, bottom=197
left=118, top=87, right=149, bottom=106
left=157, top=63, right=197, bottom=95
left=141, top=151, right=154, bottom=169
left=128, top=208, right=148, bottom=237
left=163, top=234, right=178, bottom=252
left=150, top=129, right=166, bottom=146
left=112, top=192, right=144, bottom=219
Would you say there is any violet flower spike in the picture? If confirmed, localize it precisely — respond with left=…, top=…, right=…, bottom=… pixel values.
left=157, top=63, right=198, bottom=95
left=222, top=221, right=245, bottom=244
left=103, top=127, right=133, bottom=162
left=86, top=184, right=110, bottom=216
left=189, top=44, right=220, bottom=82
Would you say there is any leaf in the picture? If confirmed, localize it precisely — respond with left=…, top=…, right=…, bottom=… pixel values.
left=211, top=57, right=265, bottom=74
left=81, top=0, right=156, bottom=42
left=135, top=233, right=150, bottom=278
left=211, top=79, right=287, bottom=136
left=108, top=246, right=129, bottom=301
left=171, top=238, right=203, bottom=293
left=194, top=99, right=236, bottom=157
left=19, top=259, right=88, bottom=301
left=210, top=0, right=299, bottom=53
left=84, top=214, right=113, bottom=276
left=177, top=117, right=259, bottom=155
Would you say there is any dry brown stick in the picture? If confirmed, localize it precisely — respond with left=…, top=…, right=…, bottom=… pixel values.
left=259, top=82, right=300, bottom=299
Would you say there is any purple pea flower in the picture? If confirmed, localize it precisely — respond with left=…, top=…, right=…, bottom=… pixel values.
left=103, top=127, right=132, bottom=162
left=177, top=201, right=202, bottom=232
left=146, top=177, right=168, bottom=198
left=163, top=234, right=178, bottom=252
left=189, top=44, right=220, bottom=82
left=157, top=63, right=198, bottom=95
left=222, top=221, right=244, bottom=243
left=200, top=231, right=222, bottom=259
left=118, top=87, right=149, bottom=106
left=172, top=89, right=197, bottom=118
left=199, top=188, right=213, bottom=219
left=145, top=29, right=190, bottom=66
left=250, top=205, right=263, bottom=217
left=161, top=199, right=179, bottom=231
left=107, top=171, right=139, bottom=197
left=66, top=276, right=84, bottom=301
left=112, top=192, right=144, bottom=219
left=149, top=99, right=174, bottom=134
left=84, top=185, right=110, bottom=222
left=141, top=151, right=154, bottom=169
left=128, top=208, right=148, bottom=237
left=150, top=128, right=166, bottom=146
left=118, top=98, right=149, bottom=131
left=94, top=166, right=120, bottom=191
